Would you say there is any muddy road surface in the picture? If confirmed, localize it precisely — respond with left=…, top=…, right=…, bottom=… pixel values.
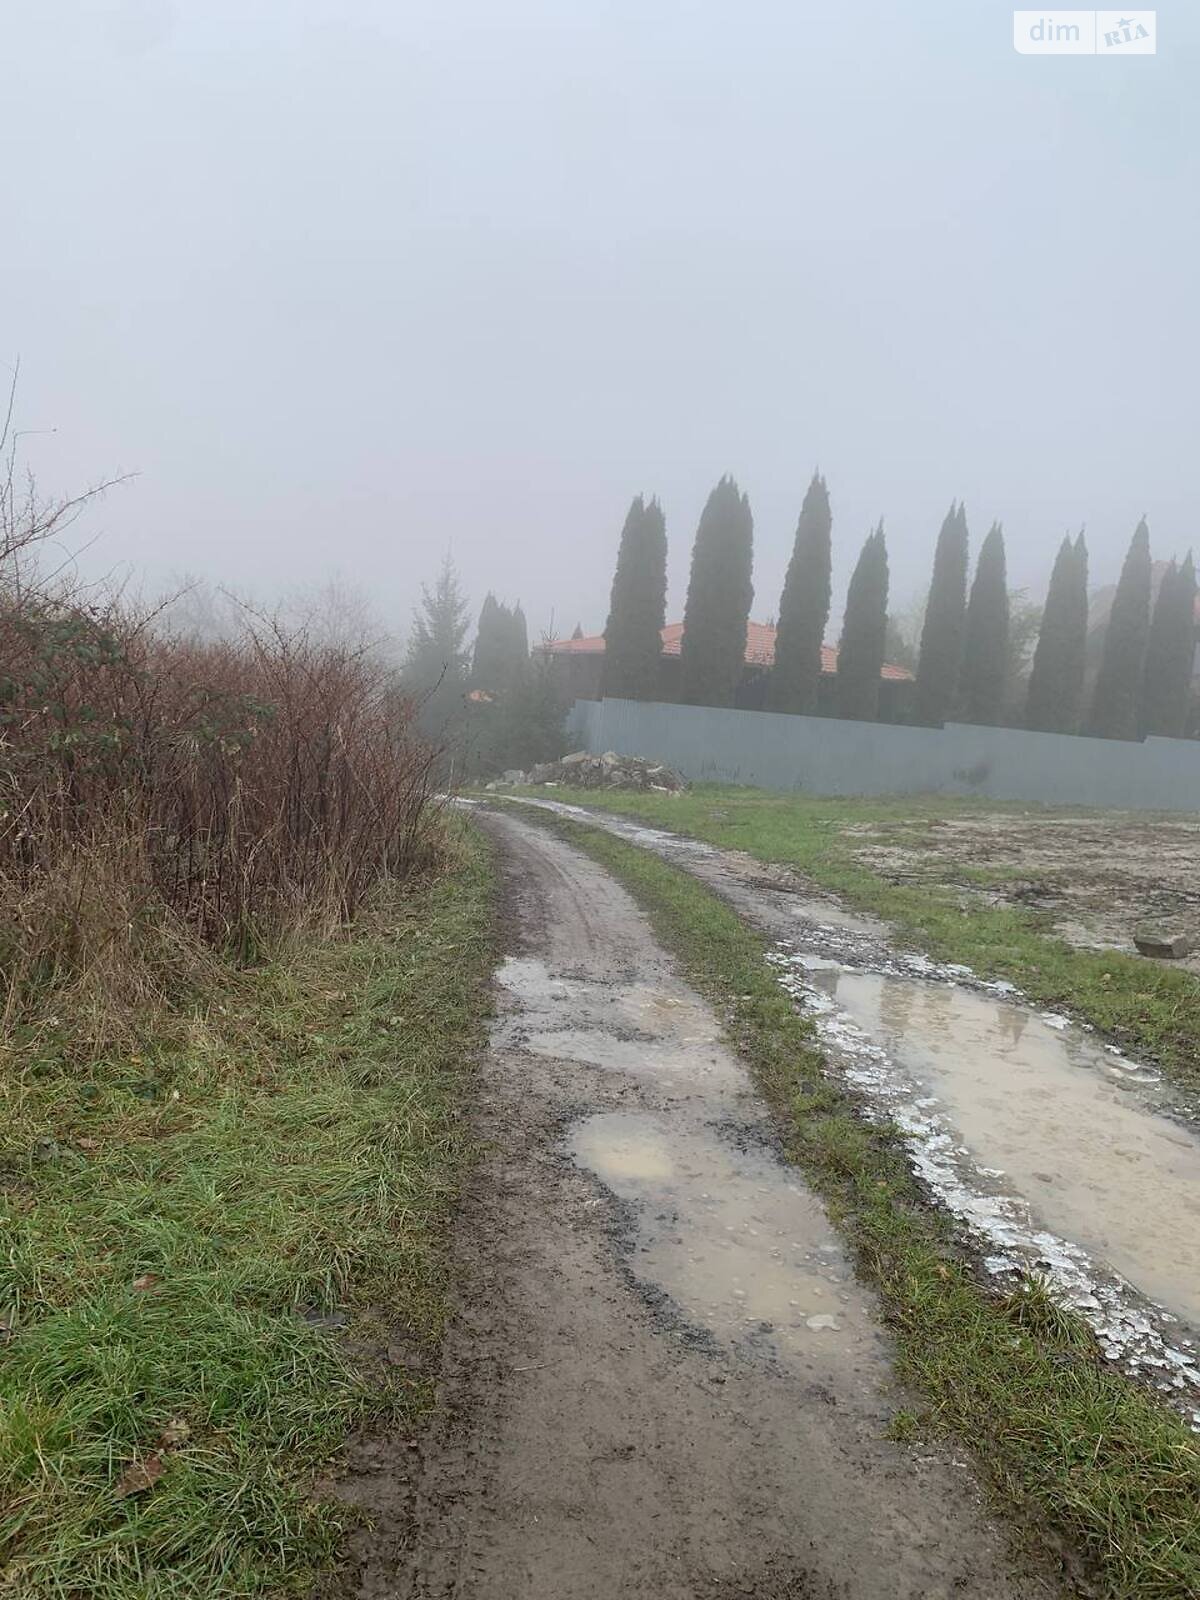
left=505, top=796, right=1200, bottom=1413
left=336, top=808, right=1050, bottom=1600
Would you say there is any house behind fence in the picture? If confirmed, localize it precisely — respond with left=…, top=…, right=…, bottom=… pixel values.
left=543, top=619, right=915, bottom=719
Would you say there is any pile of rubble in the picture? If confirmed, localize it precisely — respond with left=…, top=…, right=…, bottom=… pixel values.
left=488, top=750, right=687, bottom=793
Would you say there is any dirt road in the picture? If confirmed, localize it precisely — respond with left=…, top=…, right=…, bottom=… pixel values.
left=497, top=797, right=1200, bottom=1410
left=336, top=809, right=1050, bottom=1599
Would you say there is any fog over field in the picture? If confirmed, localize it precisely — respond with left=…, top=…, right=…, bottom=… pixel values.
left=5, top=1, right=1197, bottom=635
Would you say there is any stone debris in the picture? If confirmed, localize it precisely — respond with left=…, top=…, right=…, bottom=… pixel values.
left=496, top=751, right=687, bottom=793
left=1133, top=928, right=1196, bottom=960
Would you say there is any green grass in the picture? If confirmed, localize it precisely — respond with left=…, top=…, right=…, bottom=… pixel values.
left=513, top=785, right=1200, bottom=1094
left=504, top=801, right=1200, bottom=1600
left=0, top=826, right=497, bottom=1599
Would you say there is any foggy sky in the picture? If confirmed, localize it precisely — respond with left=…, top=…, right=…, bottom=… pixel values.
left=6, top=1, right=1198, bottom=645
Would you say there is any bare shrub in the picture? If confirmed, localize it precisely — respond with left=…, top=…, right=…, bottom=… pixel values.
left=0, top=432, right=440, bottom=1036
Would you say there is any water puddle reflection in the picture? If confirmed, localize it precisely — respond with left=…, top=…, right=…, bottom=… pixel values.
left=786, top=899, right=881, bottom=935
left=824, top=971, right=1200, bottom=1327
left=570, top=1112, right=886, bottom=1376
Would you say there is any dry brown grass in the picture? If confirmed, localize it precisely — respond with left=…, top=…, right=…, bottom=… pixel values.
left=1, top=460, right=440, bottom=1049
left=0, top=406, right=483, bottom=1600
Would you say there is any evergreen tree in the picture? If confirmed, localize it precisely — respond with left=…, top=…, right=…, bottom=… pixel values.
left=767, top=472, right=832, bottom=714
left=679, top=476, right=754, bottom=707
left=571, top=622, right=584, bottom=640
left=471, top=593, right=505, bottom=686
left=1086, top=518, right=1152, bottom=739
left=603, top=495, right=668, bottom=700
left=488, top=640, right=569, bottom=771
left=1141, top=553, right=1198, bottom=738
left=509, top=602, right=529, bottom=680
left=402, top=553, right=471, bottom=737
left=959, top=522, right=1009, bottom=725
left=1026, top=532, right=1088, bottom=733
left=472, top=594, right=528, bottom=690
left=466, top=602, right=558, bottom=773
left=836, top=524, right=889, bottom=721
left=915, top=502, right=969, bottom=725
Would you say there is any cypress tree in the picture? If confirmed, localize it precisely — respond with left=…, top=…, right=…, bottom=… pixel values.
left=1066, top=529, right=1091, bottom=726
left=915, top=502, right=969, bottom=725
left=767, top=472, right=832, bottom=714
left=467, top=597, right=540, bottom=772
left=679, top=476, right=754, bottom=708
left=1180, top=553, right=1198, bottom=713
left=471, top=594, right=504, bottom=686
left=836, top=524, right=889, bottom=721
left=1026, top=532, right=1088, bottom=733
left=1141, top=553, right=1198, bottom=738
left=603, top=495, right=668, bottom=700
left=1086, top=518, right=1152, bottom=739
left=509, top=603, right=529, bottom=681
left=959, top=522, right=1009, bottom=725
left=471, top=595, right=527, bottom=690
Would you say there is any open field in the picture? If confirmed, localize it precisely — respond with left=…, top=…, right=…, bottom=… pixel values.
left=0, top=828, right=496, bottom=1600
left=507, top=787, right=1200, bottom=1098
left=844, top=808, right=1200, bottom=979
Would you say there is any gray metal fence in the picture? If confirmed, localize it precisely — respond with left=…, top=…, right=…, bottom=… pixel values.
left=569, top=698, right=1200, bottom=812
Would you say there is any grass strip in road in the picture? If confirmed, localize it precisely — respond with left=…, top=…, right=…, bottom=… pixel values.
left=0, top=824, right=497, bottom=1600
left=512, top=786, right=1200, bottom=1096
left=504, top=801, right=1200, bottom=1600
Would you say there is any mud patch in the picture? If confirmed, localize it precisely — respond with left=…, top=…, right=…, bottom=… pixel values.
left=850, top=810, right=1200, bottom=974
left=495, top=955, right=739, bottom=1096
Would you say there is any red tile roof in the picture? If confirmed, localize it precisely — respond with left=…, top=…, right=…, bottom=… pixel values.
left=544, top=621, right=914, bottom=681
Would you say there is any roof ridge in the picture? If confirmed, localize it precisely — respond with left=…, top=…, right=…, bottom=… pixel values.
left=541, top=619, right=914, bottom=680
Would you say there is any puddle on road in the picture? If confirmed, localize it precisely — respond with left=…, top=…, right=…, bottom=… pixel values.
left=523, top=1027, right=737, bottom=1088
left=821, top=972, right=1200, bottom=1326
left=500, top=799, right=1200, bottom=1407
left=570, top=1112, right=885, bottom=1375
left=785, top=899, right=881, bottom=936
left=500, top=948, right=883, bottom=1374
left=499, top=948, right=872, bottom=1369
left=497, top=957, right=576, bottom=1004
left=574, top=1118, right=678, bottom=1183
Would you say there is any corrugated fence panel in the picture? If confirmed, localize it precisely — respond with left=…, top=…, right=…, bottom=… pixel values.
left=566, top=698, right=1200, bottom=812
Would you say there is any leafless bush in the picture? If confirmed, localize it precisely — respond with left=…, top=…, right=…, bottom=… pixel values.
left=0, top=418, right=440, bottom=1033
